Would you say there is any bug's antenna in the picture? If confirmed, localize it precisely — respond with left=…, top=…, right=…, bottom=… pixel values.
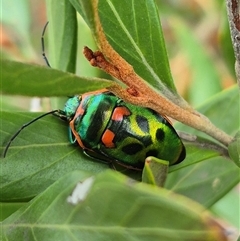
left=3, top=110, right=59, bottom=158
left=41, top=21, right=51, bottom=67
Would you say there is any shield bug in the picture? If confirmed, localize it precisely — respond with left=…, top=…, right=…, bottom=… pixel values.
left=55, top=89, right=186, bottom=170
left=4, top=89, right=185, bottom=170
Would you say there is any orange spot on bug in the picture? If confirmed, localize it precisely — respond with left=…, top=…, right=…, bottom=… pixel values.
left=102, top=129, right=115, bottom=148
left=111, top=107, right=130, bottom=121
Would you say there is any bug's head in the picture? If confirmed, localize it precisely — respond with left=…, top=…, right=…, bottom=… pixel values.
left=62, top=96, right=81, bottom=121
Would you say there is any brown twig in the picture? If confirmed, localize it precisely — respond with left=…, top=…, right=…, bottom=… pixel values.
left=83, top=46, right=233, bottom=147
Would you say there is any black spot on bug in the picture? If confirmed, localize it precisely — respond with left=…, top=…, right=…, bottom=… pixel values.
left=146, top=150, right=159, bottom=158
left=147, top=108, right=164, bottom=121
left=141, top=136, right=153, bottom=147
left=87, top=111, right=105, bottom=140
left=156, top=128, right=165, bottom=142
left=136, top=115, right=149, bottom=133
left=121, top=143, right=143, bottom=155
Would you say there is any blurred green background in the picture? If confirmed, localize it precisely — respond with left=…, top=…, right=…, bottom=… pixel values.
left=1, top=0, right=238, bottom=234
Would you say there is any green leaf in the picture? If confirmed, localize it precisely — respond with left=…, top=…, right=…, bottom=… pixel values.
left=98, top=0, right=177, bottom=92
left=0, top=202, right=24, bottom=221
left=166, top=156, right=240, bottom=207
left=1, top=60, right=112, bottom=97
left=2, top=170, right=227, bottom=241
left=142, top=157, right=169, bottom=187
left=68, top=0, right=94, bottom=30
left=0, top=112, right=107, bottom=201
left=166, top=86, right=240, bottom=207
left=46, top=0, right=77, bottom=72
left=219, top=6, right=236, bottom=77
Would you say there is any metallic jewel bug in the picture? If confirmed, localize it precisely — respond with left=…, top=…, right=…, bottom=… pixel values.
left=56, top=89, right=186, bottom=170
left=4, top=89, right=186, bottom=170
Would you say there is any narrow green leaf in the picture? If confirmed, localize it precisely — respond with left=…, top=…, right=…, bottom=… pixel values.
left=219, top=6, right=236, bottom=77
left=68, top=0, right=94, bottom=30
left=2, top=171, right=227, bottom=241
left=46, top=0, right=77, bottom=72
left=98, top=0, right=177, bottom=92
left=1, top=60, right=112, bottom=96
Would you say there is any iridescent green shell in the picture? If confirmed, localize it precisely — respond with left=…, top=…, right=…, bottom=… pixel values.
left=63, top=90, right=185, bottom=169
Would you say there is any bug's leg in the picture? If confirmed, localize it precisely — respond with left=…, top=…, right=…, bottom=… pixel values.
left=83, top=149, right=112, bottom=166
left=83, top=150, right=137, bottom=171
left=111, top=160, right=143, bottom=172
left=142, top=157, right=169, bottom=187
